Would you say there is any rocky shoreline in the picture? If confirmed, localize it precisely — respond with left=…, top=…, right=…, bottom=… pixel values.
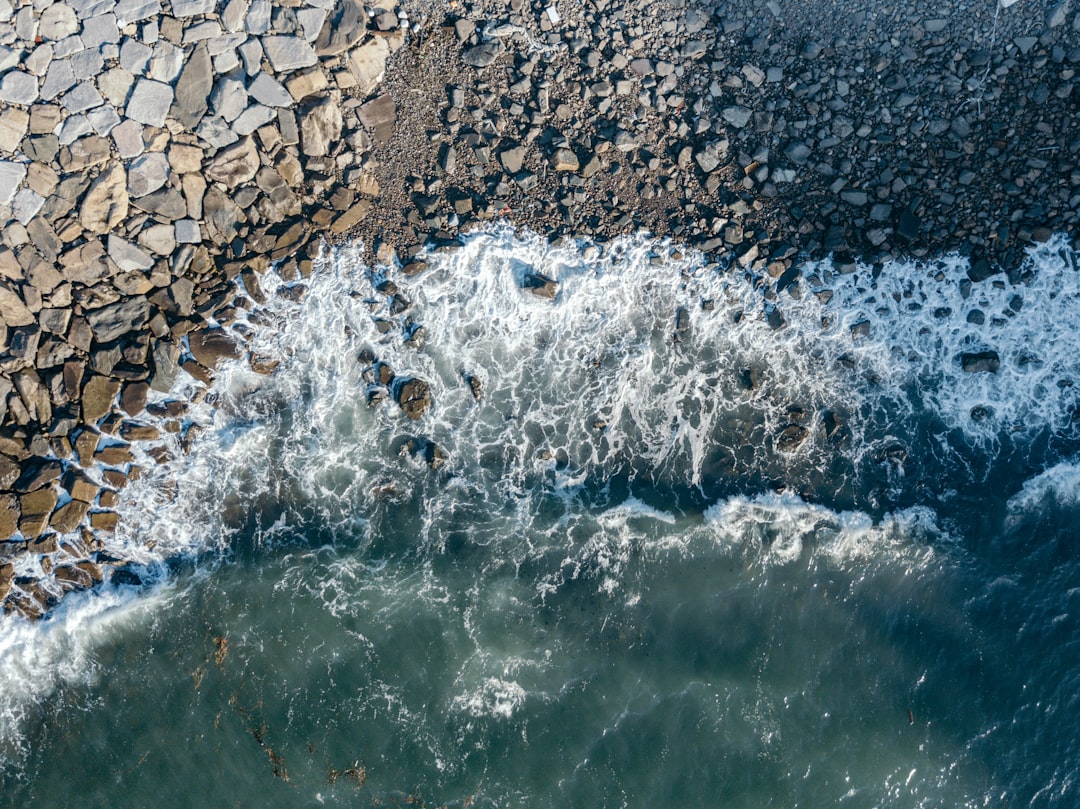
left=0, top=0, right=1077, bottom=617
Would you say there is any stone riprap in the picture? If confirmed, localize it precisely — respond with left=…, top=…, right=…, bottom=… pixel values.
left=0, top=0, right=1078, bottom=617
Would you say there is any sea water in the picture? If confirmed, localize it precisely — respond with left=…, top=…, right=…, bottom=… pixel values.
left=2, top=226, right=1079, bottom=808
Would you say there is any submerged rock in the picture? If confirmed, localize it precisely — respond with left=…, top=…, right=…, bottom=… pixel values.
left=961, top=351, right=1000, bottom=373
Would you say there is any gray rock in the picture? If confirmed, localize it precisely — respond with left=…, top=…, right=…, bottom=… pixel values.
left=40, top=60, right=76, bottom=100
left=299, top=95, right=342, bottom=156
left=81, top=14, right=120, bottom=48
left=114, top=0, right=160, bottom=24
left=150, top=339, right=180, bottom=392
left=1046, top=2, right=1068, bottom=27
left=204, top=135, right=260, bottom=185
left=211, top=73, right=248, bottom=121
left=58, top=114, right=92, bottom=145
left=12, top=187, right=44, bottom=224
left=171, top=42, right=212, bottom=128
left=111, top=118, right=144, bottom=158
left=231, top=102, right=275, bottom=135
left=0, top=281, right=34, bottom=326
left=172, top=0, right=214, bottom=16
left=174, top=219, right=200, bottom=243
left=196, top=116, right=240, bottom=148
left=221, top=0, right=248, bottom=32
left=87, top=104, right=121, bottom=135
left=131, top=187, right=187, bottom=220
left=840, top=190, right=868, bottom=206
left=79, top=164, right=129, bottom=234
left=722, top=105, right=752, bottom=128
left=107, top=235, right=155, bottom=270
left=61, top=82, right=104, bottom=113
left=0, top=71, right=39, bottom=105
left=126, top=152, right=170, bottom=197
left=38, top=4, right=78, bottom=40
left=500, top=145, right=526, bottom=173
left=87, top=297, right=151, bottom=343
left=126, top=78, right=174, bottom=126
left=148, top=40, right=184, bottom=83
left=246, top=0, right=271, bottom=34
left=261, top=35, right=317, bottom=72
left=0, top=161, right=26, bottom=205
left=247, top=73, right=292, bottom=106
left=357, top=93, right=394, bottom=146
left=97, top=67, right=135, bottom=107
left=462, top=39, right=504, bottom=68
left=315, top=0, right=367, bottom=55
left=784, top=141, right=812, bottom=165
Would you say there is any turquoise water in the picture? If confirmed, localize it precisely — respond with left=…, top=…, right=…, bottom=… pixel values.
left=3, top=230, right=1080, bottom=807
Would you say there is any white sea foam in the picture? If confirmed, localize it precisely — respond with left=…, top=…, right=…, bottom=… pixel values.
left=1006, top=461, right=1080, bottom=516
left=2, top=225, right=1076, bottom=774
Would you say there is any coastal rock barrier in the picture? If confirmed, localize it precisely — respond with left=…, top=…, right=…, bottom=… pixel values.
left=0, top=0, right=1077, bottom=617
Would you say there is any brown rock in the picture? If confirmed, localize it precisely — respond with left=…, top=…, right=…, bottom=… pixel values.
left=74, top=430, right=100, bottom=466
left=188, top=328, right=241, bottom=368
left=50, top=500, right=90, bottom=534
left=79, top=164, right=129, bottom=235
left=63, top=468, right=100, bottom=502
left=0, top=280, right=34, bottom=327
left=0, top=494, right=19, bottom=538
left=120, top=423, right=160, bottom=441
left=94, top=444, right=135, bottom=466
left=90, top=511, right=120, bottom=532
left=204, top=136, right=260, bottom=186
left=331, top=200, right=372, bottom=234
left=81, top=374, right=122, bottom=423
left=396, top=377, right=431, bottom=420
left=19, top=486, right=58, bottom=538
left=120, top=381, right=149, bottom=416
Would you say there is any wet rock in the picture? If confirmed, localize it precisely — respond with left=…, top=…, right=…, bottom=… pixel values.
left=776, top=424, right=808, bottom=452
left=523, top=272, right=558, bottom=299
left=50, top=500, right=90, bottom=534
left=82, top=375, right=123, bottom=422
left=425, top=441, right=447, bottom=469
left=19, top=487, right=58, bottom=538
left=464, top=373, right=483, bottom=400
left=961, top=351, right=1000, bottom=373
left=396, top=377, right=431, bottom=420
left=188, top=328, right=241, bottom=368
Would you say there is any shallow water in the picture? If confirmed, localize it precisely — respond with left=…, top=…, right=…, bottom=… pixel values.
left=2, top=228, right=1079, bottom=808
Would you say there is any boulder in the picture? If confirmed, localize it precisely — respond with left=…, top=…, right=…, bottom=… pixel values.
left=396, top=377, right=431, bottom=420
left=346, top=37, right=390, bottom=96
left=961, top=351, right=1000, bottom=373
left=315, top=0, right=368, bottom=56
left=86, top=297, right=151, bottom=342
left=357, top=93, right=394, bottom=146
left=523, top=272, right=558, bottom=299
left=188, top=328, right=241, bottom=368
left=462, top=39, right=504, bottom=68
left=204, top=136, right=260, bottom=186
left=82, top=375, right=123, bottom=422
left=171, top=42, right=213, bottom=128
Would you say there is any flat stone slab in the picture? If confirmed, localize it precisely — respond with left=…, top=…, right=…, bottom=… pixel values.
left=0, top=71, right=39, bottom=105
left=261, top=36, right=317, bottom=72
left=126, top=78, right=174, bottom=126
left=0, top=161, right=26, bottom=205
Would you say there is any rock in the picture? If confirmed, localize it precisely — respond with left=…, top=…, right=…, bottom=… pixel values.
left=82, top=374, right=124, bottom=423
left=722, top=105, right=752, bottom=128
left=784, top=141, right=811, bottom=165
left=39, top=4, right=79, bottom=40
left=0, top=281, right=34, bottom=326
left=210, top=73, right=248, bottom=121
left=396, top=377, right=431, bottom=420
left=299, top=95, right=343, bottom=157
left=357, top=93, right=394, bottom=146
left=261, top=36, right=318, bottom=72
left=87, top=297, right=151, bottom=343
left=188, top=328, right=241, bottom=368
left=462, top=39, right=504, bottom=68
left=0, top=71, right=39, bottom=105
left=107, top=235, right=154, bottom=271
left=232, top=103, right=275, bottom=136
left=284, top=69, right=329, bottom=102
left=315, top=0, right=368, bottom=56
left=425, top=442, right=447, bottom=469
left=500, top=145, right=526, bottom=173
left=204, top=135, right=260, bottom=185
left=961, top=351, right=1000, bottom=373
left=50, top=500, right=90, bottom=534
left=19, top=487, right=58, bottom=538
left=776, top=424, right=808, bottom=451
left=79, top=164, right=129, bottom=234
left=523, top=272, right=558, bottom=299
left=346, top=37, right=390, bottom=96
left=551, top=148, right=579, bottom=172
left=1047, top=2, right=1068, bottom=27
left=171, top=42, right=212, bottom=129
left=331, top=200, right=371, bottom=234
left=0, top=161, right=26, bottom=205
left=896, top=209, right=921, bottom=243
left=126, top=152, right=170, bottom=198
left=0, top=495, right=18, bottom=540
left=126, top=78, right=174, bottom=127
left=248, top=73, right=292, bottom=107
left=150, top=339, right=180, bottom=392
